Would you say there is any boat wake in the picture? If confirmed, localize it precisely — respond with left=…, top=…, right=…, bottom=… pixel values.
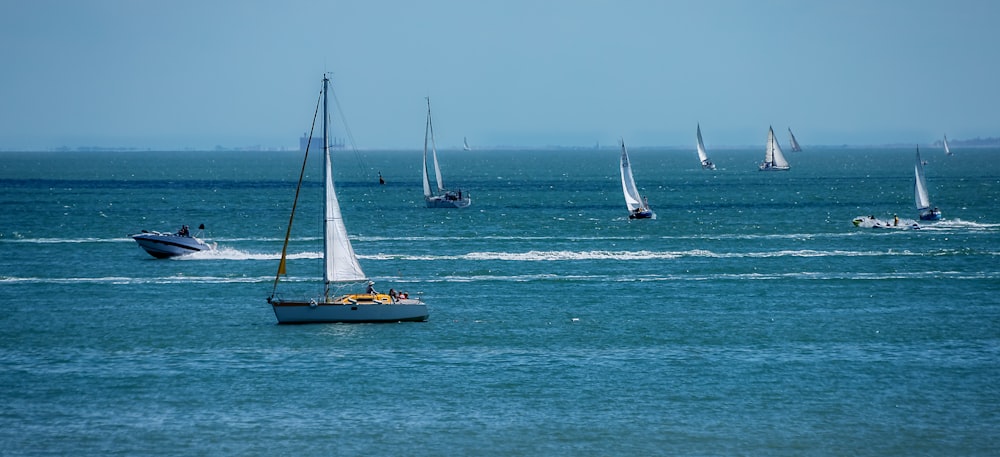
left=179, top=247, right=320, bottom=261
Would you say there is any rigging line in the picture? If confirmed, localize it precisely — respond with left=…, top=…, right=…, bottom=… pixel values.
left=271, top=83, right=324, bottom=298
left=328, top=85, right=376, bottom=188
left=330, top=88, right=375, bottom=198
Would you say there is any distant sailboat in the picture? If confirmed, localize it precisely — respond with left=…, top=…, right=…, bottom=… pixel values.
left=423, top=97, right=471, bottom=208
left=943, top=135, right=953, bottom=156
left=696, top=123, right=716, bottom=170
left=463, top=136, right=471, bottom=151
left=619, top=138, right=654, bottom=219
left=914, top=147, right=942, bottom=221
left=759, top=126, right=790, bottom=171
left=788, top=127, right=803, bottom=152
left=267, top=74, right=428, bottom=324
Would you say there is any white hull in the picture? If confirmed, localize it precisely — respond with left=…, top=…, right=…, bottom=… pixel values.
left=270, top=297, right=428, bottom=323
left=426, top=194, right=471, bottom=208
left=132, top=232, right=213, bottom=258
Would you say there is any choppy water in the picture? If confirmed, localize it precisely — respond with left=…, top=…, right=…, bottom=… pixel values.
left=2, top=147, right=999, bottom=455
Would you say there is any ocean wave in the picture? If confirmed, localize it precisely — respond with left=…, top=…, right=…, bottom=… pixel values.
left=6, top=270, right=996, bottom=286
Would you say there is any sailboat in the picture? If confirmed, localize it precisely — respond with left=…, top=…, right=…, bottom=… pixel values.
left=267, top=75, right=428, bottom=324
left=943, top=134, right=953, bottom=156
left=423, top=97, right=471, bottom=208
left=696, top=123, right=716, bottom=170
left=914, top=147, right=942, bottom=221
left=619, top=138, right=654, bottom=219
left=463, top=136, right=471, bottom=151
left=759, top=126, right=791, bottom=171
left=788, top=127, right=803, bottom=152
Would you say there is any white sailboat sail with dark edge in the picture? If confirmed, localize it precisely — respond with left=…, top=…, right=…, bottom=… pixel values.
left=759, top=126, right=790, bottom=171
left=267, top=74, right=428, bottom=324
left=423, top=97, right=471, bottom=208
left=788, top=127, right=803, bottom=152
left=619, top=138, right=654, bottom=219
left=943, top=134, right=953, bottom=156
left=696, top=123, right=716, bottom=170
left=914, top=147, right=942, bottom=221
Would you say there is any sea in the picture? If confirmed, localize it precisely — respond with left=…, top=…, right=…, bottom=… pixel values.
left=1, top=146, right=998, bottom=456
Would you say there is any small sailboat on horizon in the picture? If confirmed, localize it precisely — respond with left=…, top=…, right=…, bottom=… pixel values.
left=759, top=126, right=790, bottom=171
left=914, top=147, right=942, bottom=221
left=267, top=74, right=428, bottom=324
left=463, top=136, right=472, bottom=151
left=423, top=97, right=471, bottom=208
left=788, top=127, right=803, bottom=152
left=619, top=138, right=654, bottom=219
left=696, top=123, right=716, bottom=170
left=943, top=134, right=953, bottom=156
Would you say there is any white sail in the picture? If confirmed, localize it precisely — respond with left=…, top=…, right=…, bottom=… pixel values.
left=788, top=127, right=802, bottom=152
left=619, top=139, right=643, bottom=211
left=760, top=126, right=790, bottom=170
left=463, top=137, right=471, bottom=151
left=322, top=78, right=366, bottom=284
left=943, top=135, right=952, bottom=156
left=914, top=148, right=932, bottom=211
left=422, top=102, right=433, bottom=199
left=696, top=124, right=710, bottom=163
left=424, top=98, right=445, bottom=192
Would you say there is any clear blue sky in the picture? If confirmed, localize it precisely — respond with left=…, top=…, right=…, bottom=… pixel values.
left=2, top=0, right=997, bottom=149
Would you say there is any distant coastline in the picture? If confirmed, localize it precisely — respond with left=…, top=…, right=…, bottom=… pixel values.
left=2, top=136, right=998, bottom=153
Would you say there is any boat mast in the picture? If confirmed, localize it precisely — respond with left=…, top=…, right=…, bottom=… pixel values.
left=322, top=75, right=332, bottom=297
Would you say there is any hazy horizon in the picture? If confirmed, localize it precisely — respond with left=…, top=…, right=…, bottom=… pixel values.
left=2, top=0, right=998, bottom=150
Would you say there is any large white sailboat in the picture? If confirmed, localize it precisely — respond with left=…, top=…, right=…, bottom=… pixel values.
left=267, top=75, right=428, bottom=324
left=423, top=97, right=471, bottom=208
left=619, top=138, right=654, bottom=219
left=788, top=127, right=803, bottom=152
left=914, top=147, right=942, bottom=221
left=696, top=123, right=716, bottom=170
left=759, top=126, right=790, bottom=171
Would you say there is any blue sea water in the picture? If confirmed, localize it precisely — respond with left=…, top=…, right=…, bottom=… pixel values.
left=1, top=147, right=999, bottom=456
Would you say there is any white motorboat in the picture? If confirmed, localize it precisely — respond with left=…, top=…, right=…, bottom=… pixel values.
left=131, top=224, right=214, bottom=258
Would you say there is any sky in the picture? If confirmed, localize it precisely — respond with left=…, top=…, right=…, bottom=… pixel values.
left=1, top=0, right=998, bottom=150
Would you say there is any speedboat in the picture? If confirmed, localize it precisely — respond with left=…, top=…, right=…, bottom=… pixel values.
left=131, top=224, right=215, bottom=258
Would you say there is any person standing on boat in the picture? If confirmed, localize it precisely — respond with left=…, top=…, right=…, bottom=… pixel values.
left=178, top=225, right=190, bottom=237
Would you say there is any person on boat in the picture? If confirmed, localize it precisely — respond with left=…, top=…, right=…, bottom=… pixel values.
left=366, top=280, right=377, bottom=294
left=378, top=171, right=385, bottom=185
left=893, top=215, right=899, bottom=226
left=178, top=225, right=190, bottom=237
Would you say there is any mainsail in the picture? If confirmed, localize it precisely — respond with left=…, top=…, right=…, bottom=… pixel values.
left=696, top=123, right=713, bottom=168
left=914, top=148, right=932, bottom=211
left=788, top=128, right=802, bottom=152
left=321, top=78, right=366, bottom=286
left=619, top=139, right=643, bottom=212
left=943, top=135, right=953, bottom=156
left=422, top=97, right=445, bottom=197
